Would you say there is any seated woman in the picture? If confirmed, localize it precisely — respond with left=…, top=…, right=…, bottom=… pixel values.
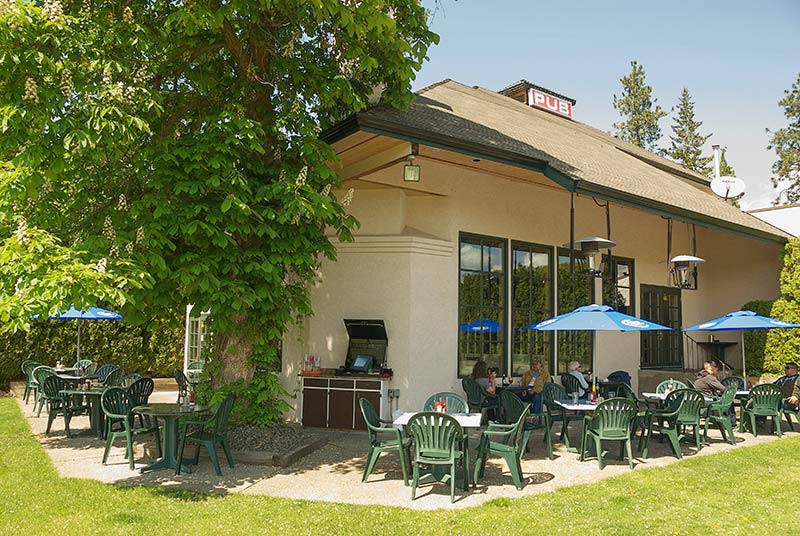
left=568, top=360, right=590, bottom=399
left=519, top=357, right=551, bottom=413
left=471, top=360, right=498, bottom=415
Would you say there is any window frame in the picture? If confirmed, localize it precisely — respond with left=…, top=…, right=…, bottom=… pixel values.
left=510, top=240, right=554, bottom=375
left=602, top=255, right=635, bottom=315
left=639, top=284, right=683, bottom=369
left=555, top=248, right=596, bottom=374
left=457, top=232, right=508, bottom=378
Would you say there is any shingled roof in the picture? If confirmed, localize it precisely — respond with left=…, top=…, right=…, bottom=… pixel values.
left=325, top=79, right=789, bottom=242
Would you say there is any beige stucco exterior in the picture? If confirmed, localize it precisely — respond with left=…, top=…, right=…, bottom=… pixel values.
left=280, top=139, right=784, bottom=420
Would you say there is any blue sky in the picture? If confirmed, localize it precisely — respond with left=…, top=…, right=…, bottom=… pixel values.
left=415, top=0, right=800, bottom=209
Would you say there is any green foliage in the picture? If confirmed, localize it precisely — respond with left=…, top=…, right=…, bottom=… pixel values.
left=719, top=147, right=736, bottom=177
left=0, top=1, right=438, bottom=423
left=0, top=316, right=183, bottom=389
left=764, top=238, right=800, bottom=373
left=612, top=60, right=668, bottom=151
left=4, top=397, right=800, bottom=535
left=741, top=300, right=775, bottom=375
left=768, top=72, right=800, bottom=202
left=665, top=87, right=712, bottom=176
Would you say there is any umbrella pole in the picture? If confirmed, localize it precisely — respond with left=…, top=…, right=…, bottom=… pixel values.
left=77, top=321, right=81, bottom=360
left=740, top=330, right=746, bottom=384
left=592, top=331, right=596, bottom=376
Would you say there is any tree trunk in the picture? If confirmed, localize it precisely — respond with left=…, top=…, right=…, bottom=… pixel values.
left=212, top=314, right=256, bottom=389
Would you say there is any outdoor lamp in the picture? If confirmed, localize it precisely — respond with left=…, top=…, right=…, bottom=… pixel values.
left=403, top=143, right=420, bottom=182
left=562, top=237, right=616, bottom=277
left=403, top=155, right=420, bottom=182
left=668, top=254, right=705, bottom=289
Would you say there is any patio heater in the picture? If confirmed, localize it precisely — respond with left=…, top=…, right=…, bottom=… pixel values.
left=562, top=236, right=616, bottom=278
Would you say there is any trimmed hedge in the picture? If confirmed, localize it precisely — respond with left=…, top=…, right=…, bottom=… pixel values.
left=741, top=300, right=775, bottom=375
left=764, top=238, right=800, bottom=375
left=0, top=318, right=183, bottom=390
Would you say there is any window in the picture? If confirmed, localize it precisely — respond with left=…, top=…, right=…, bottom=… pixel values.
left=602, top=256, right=635, bottom=315
left=458, top=234, right=506, bottom=377
left=640, top=284, right=682, bottom=369
left=511, top=242, right=553, bottom=375
left=556, top=249, right=594, bottom=374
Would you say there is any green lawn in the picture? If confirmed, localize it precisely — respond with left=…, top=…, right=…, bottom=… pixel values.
left=0, top=397, right=796, bottom=535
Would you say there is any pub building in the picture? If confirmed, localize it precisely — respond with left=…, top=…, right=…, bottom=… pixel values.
left=191, top=79, right=789, bottom=430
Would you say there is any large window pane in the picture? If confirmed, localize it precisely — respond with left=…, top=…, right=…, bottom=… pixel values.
left=602, top=256, right=635, bottom=315
left=556, top=249, right=594, bottom=374
left=459, top=234, right=506, bottom=377
left=511, top=242, right=553, bottom=376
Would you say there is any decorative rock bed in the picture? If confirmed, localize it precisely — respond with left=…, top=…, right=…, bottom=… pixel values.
left=226, top=424, right=328, bottom=467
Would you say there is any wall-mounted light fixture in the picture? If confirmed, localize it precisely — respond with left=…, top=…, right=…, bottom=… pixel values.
left=664, top=219, right=704, bottom=290
left=562, top=236, right=616, bottom=277
left=668, top=254, right=705, bottom=289
left=403, top=143, right=420, bottom=182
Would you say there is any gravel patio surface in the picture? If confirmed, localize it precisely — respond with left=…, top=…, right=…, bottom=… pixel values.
left=13, top=386, right=798, bottom=510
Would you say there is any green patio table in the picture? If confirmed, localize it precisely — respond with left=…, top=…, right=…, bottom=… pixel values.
left=134, top=403, right=208, bottom=474
left=61, top=385, right=108, bottom=439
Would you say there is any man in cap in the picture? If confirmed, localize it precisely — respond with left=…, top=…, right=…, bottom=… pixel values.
left=774, top=362, right=799, bottom=410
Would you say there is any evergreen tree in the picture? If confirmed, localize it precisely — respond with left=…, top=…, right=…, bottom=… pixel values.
left=768, top=73, right=800, bottom=203
left=719, top=148, right=736, bottom=177
left=666, top=87, right=712, bottom=175
left=612, top=61, right=668, bottom=151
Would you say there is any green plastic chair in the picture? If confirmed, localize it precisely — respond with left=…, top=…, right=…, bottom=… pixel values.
left=498, top=390, right=553, bottom=460
left=721, top=376, right=745, bottom=391
left=33, top=366, right=57, bottom=417
left=95, top=364, right=119, bottom=382
left=783, top=402, right=800, bottom=431
left=655, top=378, right=688, bottom=393
left=103, top=367, right=125, bottom=387
left=616, top=383, right=649, bottom=440
left=41, top=375, right=86, bottom=437
left=126, top=377, right=155, bottom=428
left=561, top=373, right=583, bottom=398
left=423, top=392, right=468, bottom=413
left=174, top=369, right=189, bottom=401
left=357, top=398, right=411, bottom=486
left=703, top=386, right=737, bottom=445
left=740, top=384, right=782, bottom=437
left=641, top=389, right=705, bottom=460
left=407, top=412, right=469, bottom=503
left=474, top=401, right=531, bottom=490
left=72, top=359, right=94, bottom=375
left=580, top=398, right=637, bottom=470
left=101, top=388, right=161, bottom=470
left=461, top=377, right=497, bottom=423
left=176, top=393, right=236, bottom=476
left=542, top=382, right=575, bottom=448
left=121, top=373, right=145, bottom=388
left=22, top=360, right=42, bottom=405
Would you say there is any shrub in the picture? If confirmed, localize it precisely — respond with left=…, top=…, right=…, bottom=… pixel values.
left=764, top=238, right=800, bottom=375
left=0, top=317, right=183, bottom=389
left=741, top=300, right=775, bottom=375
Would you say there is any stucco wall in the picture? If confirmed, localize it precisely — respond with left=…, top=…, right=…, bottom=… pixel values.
left=280, top=149, right=784, bottom=420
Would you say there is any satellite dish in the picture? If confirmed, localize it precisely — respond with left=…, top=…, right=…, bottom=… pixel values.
left=711, top=175, right=746, bottom=199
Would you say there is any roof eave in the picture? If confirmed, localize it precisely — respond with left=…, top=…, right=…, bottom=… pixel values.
left=321, top=115, right=788, bottom=244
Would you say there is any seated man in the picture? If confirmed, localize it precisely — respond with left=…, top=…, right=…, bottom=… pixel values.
left=774, top=362, right=800, bottom=411
left=519, top=357, right=551, bottom=413
left=694, top=358, right=726, bottom=397
left=568, top=360, right=590, bottom=399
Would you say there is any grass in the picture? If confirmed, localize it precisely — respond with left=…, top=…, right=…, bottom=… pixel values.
left=0, top=397, right=797, bottom=536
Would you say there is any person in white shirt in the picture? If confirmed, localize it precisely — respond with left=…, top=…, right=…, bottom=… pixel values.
left=568, top=360, right=590, bottom=399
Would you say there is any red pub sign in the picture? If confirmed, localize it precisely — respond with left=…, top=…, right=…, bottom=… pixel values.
left=529, top=88, right=573, bottom=119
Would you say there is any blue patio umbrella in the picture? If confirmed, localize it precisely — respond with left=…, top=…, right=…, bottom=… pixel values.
left=49, top=305, right=123, bottom=359
left=683, top=310, right=800, bottom=381
left=459, top=318, right=502, bottom=333
left=522, top=304, right=672, bottom=372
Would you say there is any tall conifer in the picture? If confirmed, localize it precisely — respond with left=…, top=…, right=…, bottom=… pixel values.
left=666, top=87, right=712, bottom=175
left=612, top=61, right=668, bottom=151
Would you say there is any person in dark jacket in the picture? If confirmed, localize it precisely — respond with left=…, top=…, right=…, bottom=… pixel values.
left=694, top=359, right=726, bottom=397
left=774, top=362, right=799, bottom=410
